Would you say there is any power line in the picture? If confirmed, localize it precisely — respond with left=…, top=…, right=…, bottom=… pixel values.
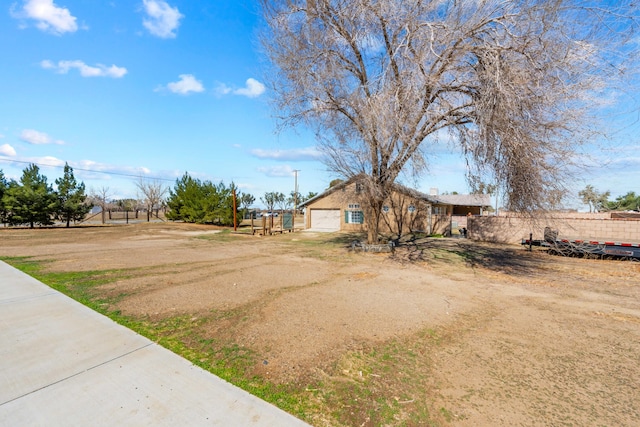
left=0, top=158, right=175, bottom=182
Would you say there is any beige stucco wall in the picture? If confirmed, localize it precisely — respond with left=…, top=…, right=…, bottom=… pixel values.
left=304, top=182, right=493, bottom=236
left=303, top=182, right=441, bottom=234
left=303, top=184, right=365, bottom=231
left=469, top=214, right=640, bottom=244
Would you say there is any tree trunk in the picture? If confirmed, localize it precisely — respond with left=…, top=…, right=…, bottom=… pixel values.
left=365, top=200, right=383, bottom=244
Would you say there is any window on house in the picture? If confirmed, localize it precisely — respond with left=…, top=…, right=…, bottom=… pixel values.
left=345, top=210, right=364, bottom=224
left=382, top=205, right=390, bottom=213
left=407, top=205, right=416, bottom=213
left=433, top=206, right=446, bottom=215
left=348, top=203, right=361, bottom=209
left=355, top=183, right=362, bottom=193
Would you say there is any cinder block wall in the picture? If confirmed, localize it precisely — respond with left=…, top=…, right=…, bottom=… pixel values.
left=469, top=215, right=640, bottom=244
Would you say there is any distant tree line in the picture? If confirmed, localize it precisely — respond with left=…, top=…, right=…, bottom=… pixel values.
left=164, top=174, right=317, bottom=225
left=0, top=165, right=318, bottom=229
left=0, top=164, right=91, bottom=228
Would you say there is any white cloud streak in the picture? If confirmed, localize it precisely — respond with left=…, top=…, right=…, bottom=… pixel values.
left=1, top=155, right=159, bottom=182
left=19, top=129, right=65, bottom=145
left=41, top=60, right=127, bottom=78
left=215, top=78, right=266, bottom=98
left=257, top=165, right=295, bottom=178
left=0, top=144, right=17, bottom=156
left=14, top=0, right=78, bottom=35
left=142, top=0, right=183, bottom=39
left=73, top=159, right=152, bottom=177
left=251, top=147, right=323, bottom=162
left=161, top=74, right=205, bottom=95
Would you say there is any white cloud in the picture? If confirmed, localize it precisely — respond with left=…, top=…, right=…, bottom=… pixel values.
left=215, top=83, right=232, bottom=96
left=251, top=147, right=323, bottom=161
left=13, top=0, right=78, bottom=35
left=37, top=155, right=66, bottom=167
left=257, top=165, right=295, bottom=178
left=0, top=144, right=17, bottom=156
left=215, top=78, right=266, bottom=98
left=162, top=74, right=205, bottom=95
left=65, top=159, right=153, bottom=181
left=19, top=129, right=65, bottom=145
left=41, top=60, right=127, bottom=78
left=233, top=78, right=266, bottom=98
left=142, top=0, right=183, bottom=39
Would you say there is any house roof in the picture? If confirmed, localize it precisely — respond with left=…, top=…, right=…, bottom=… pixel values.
left=300, top=176, right=492, bottom=208
left=299, top=176, right=358, bottom=207
left=429, top=194, right=492, bottom=207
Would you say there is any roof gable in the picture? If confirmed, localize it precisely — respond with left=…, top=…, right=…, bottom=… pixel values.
left=300, top=176, right=492, bottom=208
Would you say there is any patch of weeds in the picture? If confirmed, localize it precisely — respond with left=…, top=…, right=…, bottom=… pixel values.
left=286, top=240, right=356, bottom=262
left=145, top=312, right=316, bottom=420
left=313, top=333, right=446, bottom=426
left=439, top=406, right=454, bottom=422
left=429, top=248, right=469, bottom=265
left=196, top=228, right=251, bottom=243
left=1, top=256, right=133, bottom=309
left=1, top=256, right=46, bottom=276
left=135, top=311, right=312, bottom=421
left=195, top=229, right=239, bottom=242
left=421, top=328, right=444, bottom=346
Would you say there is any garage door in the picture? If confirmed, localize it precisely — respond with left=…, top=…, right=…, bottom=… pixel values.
left=310, top=209, right=341, bottom=231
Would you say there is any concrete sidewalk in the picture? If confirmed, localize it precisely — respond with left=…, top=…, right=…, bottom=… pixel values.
left=0, top=261, right=310, bottom=426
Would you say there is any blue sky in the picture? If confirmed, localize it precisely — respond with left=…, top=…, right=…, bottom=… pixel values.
left=0, top=1, right=638, bottom=209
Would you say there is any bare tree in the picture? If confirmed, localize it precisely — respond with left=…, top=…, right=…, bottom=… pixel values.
left=276, top=191, right=288, bottom=213
left=260, top=0, right=638, bottom=243
left=135, top=178, right=168, bottom=222
left=261, top=191, right=278, bottom=214
left=239, top=192, right=255, bottom=218
left=89, top=186, right=112, bottom=224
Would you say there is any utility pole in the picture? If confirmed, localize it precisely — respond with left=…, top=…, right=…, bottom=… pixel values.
left=293, top=170, right=300, bottom=215
left=233, top=187, right=237, bottom=231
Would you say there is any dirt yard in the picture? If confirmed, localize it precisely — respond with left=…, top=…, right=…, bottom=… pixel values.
left=1, top=222, right=639, bottom=426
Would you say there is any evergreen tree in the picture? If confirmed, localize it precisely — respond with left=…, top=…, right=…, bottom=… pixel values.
left=166, top=173, right=204, bottom=222
left=55, top=163, right=92, bottom=227
left=301, top=192, right=317, bottom=203
left=0, top=170, right=9, bottom=225
left=606, top=192, right=640, bottom=212
left=4, top=164, right=57, bottom=228
left=166, top=173, right=238, bottom=226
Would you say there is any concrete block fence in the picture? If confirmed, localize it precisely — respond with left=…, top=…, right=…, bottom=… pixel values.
left=468, top=213, right=640, bottom=244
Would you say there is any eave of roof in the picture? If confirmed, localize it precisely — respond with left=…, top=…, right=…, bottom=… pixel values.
left=299, top=176, right=492, bottom=208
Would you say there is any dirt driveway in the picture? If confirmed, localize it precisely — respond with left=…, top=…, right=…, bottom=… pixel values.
left=1, top=223, right=639, bottom=426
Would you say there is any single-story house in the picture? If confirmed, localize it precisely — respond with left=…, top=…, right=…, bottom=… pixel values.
left=300, top=176, right=492, bottom=235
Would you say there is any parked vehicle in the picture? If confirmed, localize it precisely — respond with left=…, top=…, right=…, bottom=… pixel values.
left=522, top=227, right=640, bottom=260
